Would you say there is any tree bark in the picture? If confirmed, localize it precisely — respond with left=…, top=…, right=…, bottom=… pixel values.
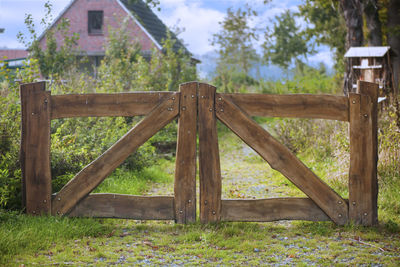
left=362, top=0, right=383, bottom=46
left=340, top=0, right=364, bottom=95
left=388, top=0, right=400, bottom=95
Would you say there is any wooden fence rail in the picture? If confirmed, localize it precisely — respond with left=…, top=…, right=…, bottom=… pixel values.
left=20, top=80, right=378, bottom=226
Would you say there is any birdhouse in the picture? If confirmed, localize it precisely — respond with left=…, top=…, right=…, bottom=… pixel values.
left=344, top=46, right=393, bottom=97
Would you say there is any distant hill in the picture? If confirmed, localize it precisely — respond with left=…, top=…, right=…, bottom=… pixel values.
left=196, top=51, right=334, bottom=81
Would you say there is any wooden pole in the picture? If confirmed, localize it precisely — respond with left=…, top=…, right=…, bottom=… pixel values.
left=198, top=83, right=221, bottom=223
left=349, top=81, right=378, bottom=225
left=20, top=82, right=52, bottom=215
left=174, top=82, right=198, bottom=223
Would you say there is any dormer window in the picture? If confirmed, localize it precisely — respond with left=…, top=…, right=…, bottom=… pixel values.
left=88, top=11, right=103, bottom=35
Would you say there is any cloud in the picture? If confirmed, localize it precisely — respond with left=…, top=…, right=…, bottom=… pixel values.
left=155, top=1, right=225, bottom=55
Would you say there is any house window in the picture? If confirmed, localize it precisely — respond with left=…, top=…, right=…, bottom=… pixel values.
left=88, top=11, right=103, bottom=34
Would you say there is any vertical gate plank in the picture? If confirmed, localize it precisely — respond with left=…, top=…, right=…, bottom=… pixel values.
left=349, top=81, right=378, bottom=225
left=20, top=82, right=52, bottom=215
left=174, top=82, right=198, bottom=223
left=198, top=83, right=221, bottom=223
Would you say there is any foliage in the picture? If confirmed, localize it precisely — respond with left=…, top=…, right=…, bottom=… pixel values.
left=298, top=0, right=346, bottom=72
left=211, top=5, right=258, bottom=93
left=263, top=10, right=311, bottom=70
left=97, top=24, right=196, bottom=92
left=17, top=1, right=80, bottom=78
left=261, top=63, right=338, bottom=94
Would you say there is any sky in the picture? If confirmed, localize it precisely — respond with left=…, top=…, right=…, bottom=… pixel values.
left=0, top=0, right=334, bottom=70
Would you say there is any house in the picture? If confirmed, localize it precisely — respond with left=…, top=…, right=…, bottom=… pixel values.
left=0, top=49, right=28, bottom=69
left=1, top=0, right=195, bottom=72
left=344, top=46, right=393, bottom=97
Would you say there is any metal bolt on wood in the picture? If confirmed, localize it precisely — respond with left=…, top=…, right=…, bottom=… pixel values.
left=209, top=108, right=213, bottom=112
left=179, top=210, right=183, bottom=214
left=188, top=199, right=192, bottom=203
left=212, top=211, right=216, bottom=215
left=43, top=199, right=47, bottom=203
left=338, top=201, right=342, bottom=204
left=364, top=114, right=368, bottom=117
left=352, top=100, right=356, bottom=104
left=338, top=214, right=342, bottom=218
left=352, top=201, right=356, bottom=205
left=364, top=213, right=368, bottom=216
left=57, top=197, right=61, bottom=201
left=182, top=107, right=186, bottom=111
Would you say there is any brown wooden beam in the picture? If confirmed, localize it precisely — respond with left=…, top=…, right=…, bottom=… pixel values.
left=349, top=81, right=378, bottom=225
left=174, top=82, right=198, bottom=223
left=20, top=82, right=52, bottom=215
left=222, top=93, right=349, bottom=121
left=68, top=194, right=174, bottom=220
left=198, top=83, right=222, bottom=223
left=221, top=198, right=330, bottom=222
left=50, top=92, right=174, bottom=119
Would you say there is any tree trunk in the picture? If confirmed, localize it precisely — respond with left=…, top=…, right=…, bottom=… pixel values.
left=340, top=0, right=364, bottom=95
left=388, top=0, right=400, bottom=95
left=362, top=0, right=383, bottom=46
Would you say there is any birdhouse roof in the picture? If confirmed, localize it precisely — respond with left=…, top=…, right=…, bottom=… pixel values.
left=344, top=46, right=390, bottom=58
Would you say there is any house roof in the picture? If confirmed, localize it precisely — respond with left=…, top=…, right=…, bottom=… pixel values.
left=119, top=0, right=189, bottom=55
left=344, top=46, right=390, bottom=58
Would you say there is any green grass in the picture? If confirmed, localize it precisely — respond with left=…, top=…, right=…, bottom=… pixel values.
left=0, top=211, right=113, bottom=264
left=93, top=159, right=174, bottom=195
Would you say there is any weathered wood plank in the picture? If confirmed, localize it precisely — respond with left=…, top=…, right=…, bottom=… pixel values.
left=51, top=94, right=179, bottom=216
left=68, top=194, right=174, bottom=220
left=198, top=83, right=222, bottom=223
left=20, top=82, right=52, bottom=215
left=216, top=95, right=349, bottom=225
left=221, top=198, right=330, bottom=222
left=51, top=92, right=174, bottom=119
left=349, top=81, right=378, bottom=225
left=174, top=82, right=197, bottom=223
left=223, top=93, right=349, bottom=121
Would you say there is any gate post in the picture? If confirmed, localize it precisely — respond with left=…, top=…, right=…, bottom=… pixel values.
left=174, top=82, right=198, bottom=223
left=349, top=80, right=378, bottom=225
left=198, top=83, right=221, bottom=223
left=20, top=82, right=52, bottom=215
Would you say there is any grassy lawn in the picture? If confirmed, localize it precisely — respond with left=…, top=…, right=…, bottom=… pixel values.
left=1, top=122, right=400, bottom=266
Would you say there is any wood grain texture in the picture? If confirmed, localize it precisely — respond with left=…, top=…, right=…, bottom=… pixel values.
left=216, top=95, right=349, bottom=225
left=52, top=94, right=179, bottom=216
left=20, top=82, right=52, bottom=215
left=221, top=198, right=330, bottom=222
left=174, top=82, right=197, bottom=223
left=51, top=92, right=174, bottom=119
left=223, top=93, right=349, bottom=121
left=198, top=83, right=222, bottom=223
left=349, top=81, right=378, bottom=225
left=68, top=194, right=174, bottom=220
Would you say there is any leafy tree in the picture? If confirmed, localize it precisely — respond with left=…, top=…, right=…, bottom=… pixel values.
left=263, top=10, right=311, bottom=71
left=211, top=5, right=258, bottom=92
left=17, top=1, right=80, bottom=79
left=298, top=0, right=346, bottom=72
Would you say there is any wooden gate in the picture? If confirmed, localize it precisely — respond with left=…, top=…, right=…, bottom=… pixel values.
left=20, top=81, right=378, bottom=226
